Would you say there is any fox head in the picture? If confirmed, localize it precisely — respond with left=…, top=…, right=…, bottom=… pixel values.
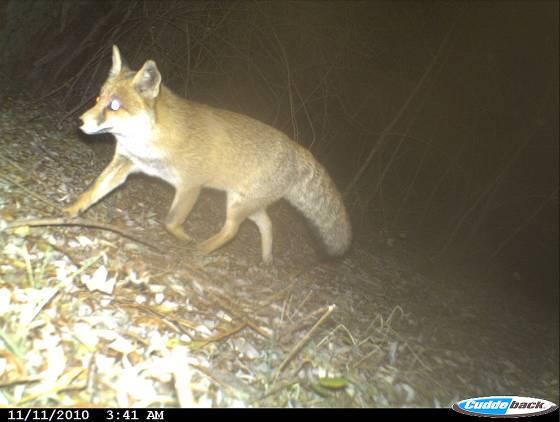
left=79, top=45, right=162, bottom=138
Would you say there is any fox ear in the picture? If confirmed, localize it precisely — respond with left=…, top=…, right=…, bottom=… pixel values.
left=109, top=45, right=123, bottom=77
left=132, top=60, right=161, bottom=99
left=109, top=45, right=131, bottom=77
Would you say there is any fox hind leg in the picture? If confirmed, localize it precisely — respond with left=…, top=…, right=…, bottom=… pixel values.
left=198, top=211, right=243, bottom=255
left=249, top=210, right=273, bottom=264
left=199, top=194, right=271, bottom=260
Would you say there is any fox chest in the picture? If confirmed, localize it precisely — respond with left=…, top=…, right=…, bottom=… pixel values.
left=116, top=139, right=179, bottom=186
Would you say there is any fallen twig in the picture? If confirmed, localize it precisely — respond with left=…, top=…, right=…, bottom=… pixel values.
left=6, top=217, right=163, bottom=253
left=272, top=304, right=336, bottom=383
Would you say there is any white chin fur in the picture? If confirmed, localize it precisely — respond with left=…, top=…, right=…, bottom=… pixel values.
left=80, top=123, right=100, bottom=134
left=80, top=125, right=91, bottom=134
left=81, top=122, right=114, bottom=135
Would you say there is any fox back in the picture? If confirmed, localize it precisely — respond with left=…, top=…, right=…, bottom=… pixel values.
left=67, top=45, right=351, bottom=263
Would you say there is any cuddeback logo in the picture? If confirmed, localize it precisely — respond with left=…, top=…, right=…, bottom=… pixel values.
left=453, top=396, right=558, bottom=417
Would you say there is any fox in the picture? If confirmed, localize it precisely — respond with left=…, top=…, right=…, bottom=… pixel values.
left=64, top=45, right=351, bottom=263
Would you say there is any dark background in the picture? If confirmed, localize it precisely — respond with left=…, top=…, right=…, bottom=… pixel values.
left=0, top=1, right=558, bottom=312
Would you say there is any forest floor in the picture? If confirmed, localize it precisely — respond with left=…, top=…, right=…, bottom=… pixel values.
left=0, top=76, right=558, bottom=407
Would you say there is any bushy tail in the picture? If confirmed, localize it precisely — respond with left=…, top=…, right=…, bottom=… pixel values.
left=285, top=152, right=352, bottom=256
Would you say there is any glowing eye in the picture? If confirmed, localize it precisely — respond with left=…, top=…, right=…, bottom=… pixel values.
left=109, top=98, right=121, bottom=111
left=95, top=96, right=100, bottom=103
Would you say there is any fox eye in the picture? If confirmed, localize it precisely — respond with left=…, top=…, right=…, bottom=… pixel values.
left=95, top=96, right=100, bottom=103
left=108, top=98, right=121, bottom=111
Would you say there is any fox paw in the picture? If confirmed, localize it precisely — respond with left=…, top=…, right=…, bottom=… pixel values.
left=165, top=224, right=194, bottom=242
left=197, top=242, right=212, bottom=255
left=63, top=203, right=83, bottom=218
left=198, top=239, right=219, bottom=255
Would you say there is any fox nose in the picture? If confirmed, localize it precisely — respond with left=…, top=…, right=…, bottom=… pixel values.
left=78, top=116, right=84, bottom=126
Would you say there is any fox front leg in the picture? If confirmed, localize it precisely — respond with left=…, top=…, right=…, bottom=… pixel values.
left=64, top=155, right=135, bottom=217
left=164, top=185, right=201, bottom=242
